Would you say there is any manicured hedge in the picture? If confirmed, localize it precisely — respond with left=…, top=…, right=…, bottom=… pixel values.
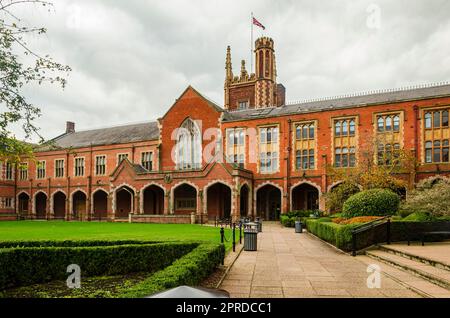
left=0, top=242, right=198, bottom=290
left=0, top=240, right=160, bottom=249
left=343, top=189, right=400, bottom=218
left=307, top=218, right=450, bottom=252
left=280, top=210, right=323, bottom=227
left=306, top=219, right=360, bottom=251
left=118, top=243, right=225, bottom=298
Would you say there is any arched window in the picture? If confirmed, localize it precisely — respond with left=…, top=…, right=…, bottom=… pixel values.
left=393, top=115, right=400, bottom=132
left=425, top=112, right=432, bottom=129
left=342, top=121, right=348, bottom=136
left=386, top=116, right=392, bottom=131
left=377, top=117, right=384, bottom=132
left=349, top=120, right=356, bottom=136
left=335, top=121, right=341, bottom=136
left=309, top=124, right=315, bottom=139
left=176, top=119, right=202, bottom=170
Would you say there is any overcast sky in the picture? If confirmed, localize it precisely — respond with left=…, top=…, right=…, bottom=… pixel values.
left=7, top=0, right=450, bottom=141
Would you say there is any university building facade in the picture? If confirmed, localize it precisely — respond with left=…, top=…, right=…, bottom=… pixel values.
left=1, top=37, right=449, bottom=223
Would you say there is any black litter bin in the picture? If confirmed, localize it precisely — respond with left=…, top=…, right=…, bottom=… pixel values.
left=295, top=220, right=303, bottom=233
left=244, top=228, right=258, bottom=251
left=255, top=219, right=262, bottom=233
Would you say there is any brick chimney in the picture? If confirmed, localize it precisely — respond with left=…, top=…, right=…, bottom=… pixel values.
left=66, top=121, right=75, bottom=134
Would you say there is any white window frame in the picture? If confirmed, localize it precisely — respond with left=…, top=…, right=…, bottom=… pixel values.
left=117, top=153, right=130, bottom=166
left=141, top=152, right=153, bottom=171
left=95, top=155, right=107, bottom=176
left=54, top=158, right=65, bottom=179
left=74, top=157, right=85, bottom=177
left=19, top=163, right=28, bottom=181
left=36, top=160, right=46, bottom=180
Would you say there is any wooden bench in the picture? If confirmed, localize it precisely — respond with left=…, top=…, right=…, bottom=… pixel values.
left=421, top=231, right=450, bottom=246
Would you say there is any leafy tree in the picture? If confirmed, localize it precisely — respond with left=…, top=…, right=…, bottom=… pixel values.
left=325, top=182, right=360, bottom=214
left=0, top=0, right=71, bottom=163
left=401, top=178, right=450, bottom=217
left=325, top=136, right=417, bottom=211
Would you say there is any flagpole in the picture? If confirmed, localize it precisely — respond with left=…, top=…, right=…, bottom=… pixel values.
left=251, top=12, right=254, bottom=73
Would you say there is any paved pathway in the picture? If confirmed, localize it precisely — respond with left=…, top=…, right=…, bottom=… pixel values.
left=219, top=223, right=421, bottom=298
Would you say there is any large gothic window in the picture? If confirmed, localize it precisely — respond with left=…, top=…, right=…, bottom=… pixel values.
left=176, top=119, right=202, bottom=170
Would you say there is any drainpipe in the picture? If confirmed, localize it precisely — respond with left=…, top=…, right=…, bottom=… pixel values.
left=285, top=119, right=292, bottom=214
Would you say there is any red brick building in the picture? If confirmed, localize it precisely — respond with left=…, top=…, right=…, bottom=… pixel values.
left=1, top=37, right=449, bottom=222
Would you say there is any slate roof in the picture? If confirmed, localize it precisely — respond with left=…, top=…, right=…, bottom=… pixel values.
left=38, top=121, right=159, bottom=151
left=222, top=83, right=450, bottom=121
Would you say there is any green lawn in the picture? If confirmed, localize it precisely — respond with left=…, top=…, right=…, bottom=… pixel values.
left=0, top=221, right=232, bottom=248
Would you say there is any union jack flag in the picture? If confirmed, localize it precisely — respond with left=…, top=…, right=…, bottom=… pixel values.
left=252, top=17, right=266, bottom=30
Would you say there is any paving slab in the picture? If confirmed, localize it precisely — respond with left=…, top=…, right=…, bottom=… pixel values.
left=219, top=222, right=425, bottom=298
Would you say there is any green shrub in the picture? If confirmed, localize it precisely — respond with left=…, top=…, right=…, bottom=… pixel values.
left=401, top=178, right=450, bottom=218
left=0, top=242, right=197, bottom=290
left=343, top=189, right=400, bottom=218
left=118, top=243, right=225, bottom=298
left=280, top=215, right=295, bottom=228
left=0, top=240, right=160, bottom=249
left=286, top=210, right=323, bottom=218
left=325, top=182, right=361, bottom=213
left=402, top=212, right=437, bottom=222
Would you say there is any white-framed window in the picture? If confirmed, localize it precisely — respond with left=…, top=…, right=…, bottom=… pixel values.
left=74, top=157, right=85, bottom=177
left=238, top=100, right=249, bottom=110
left=226, top=128, right=245, bottom=168
left=36, top=161, right=46, bottom=179
left=294, top=122, right=316, bottom=170
left=176, top=119, right=202, bottom=170
left=423, top=108, right=450, bottom=164
left=55, top=159, right=65, bottom=178
left=5, top=162, right=14, bottom=180
left=141, top=152, right=153, bottom=171
left=117, top=153, right=129, bottom=166
left=95, top=155, right=107, bottom=176
left=0, top=197, right=14, bottom=209
left=259, top=126, right=279, bottom=173
left=19, top=163, right=28, bottom=181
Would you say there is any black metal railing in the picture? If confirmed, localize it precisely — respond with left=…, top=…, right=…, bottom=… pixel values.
left=351, top=216, right=391, bottom=256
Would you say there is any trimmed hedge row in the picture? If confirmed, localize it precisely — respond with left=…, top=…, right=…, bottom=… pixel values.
left=118, top=243, right=225, bottom=298
left=307, top=218, right=450, bottom=252
left=0, top=240, right=160, bottom=249
left=0, top=242, right=197, bottom=290
left=306, top=219, right=359, bottom=251
left=280, top=210, right=323, bottom=227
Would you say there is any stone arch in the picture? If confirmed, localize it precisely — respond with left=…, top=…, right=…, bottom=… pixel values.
left=171, top=181, right=198, bottom=215
left=92, top=188, right=109, bottom=219
left=421, top=175, right=449, bottom=187
left=140, top=183, right=166, bottom=215
left=17, top=191, right=30, bottom=216
left=51, top=190, right=67, bottom=219
left=327, top=180, right=345, bottom=193
left=254, top=181, right=284, bottom=221
left=203, top=180, right=234, bottom=221
left=114, top=184, right=135, bottom=218
left=290, top=181, right=321, bottom=211
left=33, top=190, right=48, bottom=218
left=71, top=189, right=88, bottom=220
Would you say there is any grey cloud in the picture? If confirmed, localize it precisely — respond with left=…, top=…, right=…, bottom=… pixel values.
left=6, top=0, right=450, bottom=141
